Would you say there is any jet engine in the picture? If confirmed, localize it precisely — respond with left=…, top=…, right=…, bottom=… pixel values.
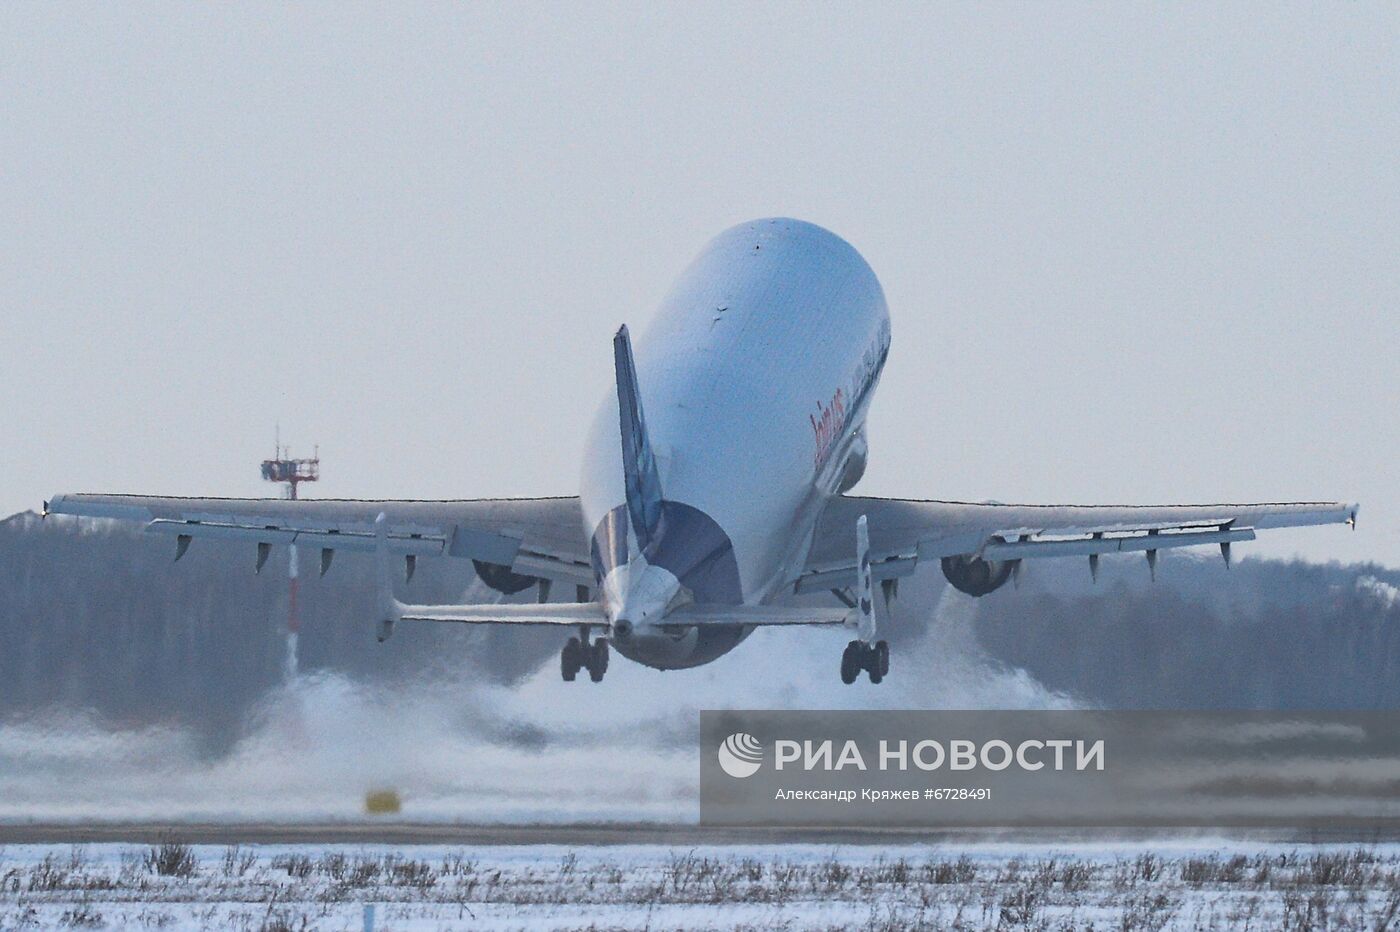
left=472, top=559, right=539, bottom=595
left=940, top=554, right=1017, bottom=597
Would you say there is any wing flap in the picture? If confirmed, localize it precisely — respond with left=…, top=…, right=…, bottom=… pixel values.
left=146, top=518, right=449, bottom=555
left=980, top=525, right=1256, bottom=561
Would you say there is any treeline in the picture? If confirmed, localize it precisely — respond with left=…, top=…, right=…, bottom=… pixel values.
left=972, top=551, right=1400, bottom=709
left=0, top=511, right=557, bottom=745
left=2, top=510, right=1399, bottom=740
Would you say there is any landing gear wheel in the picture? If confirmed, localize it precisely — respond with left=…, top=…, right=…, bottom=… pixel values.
left=561, top=637, right=582, bottom=682
left=842, top=640, right=887, bottom=684
left=840, top=641, right=860, bottom=685
left=587, top=637, right=609, bottom=683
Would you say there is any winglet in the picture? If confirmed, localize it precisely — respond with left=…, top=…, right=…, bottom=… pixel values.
left=374, top=512, right=402, bottom=642
left=614, top=325, right=663, bottom=549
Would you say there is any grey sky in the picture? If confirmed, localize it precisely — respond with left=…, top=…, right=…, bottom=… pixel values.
left=3, top=4, right=1396, bottom=567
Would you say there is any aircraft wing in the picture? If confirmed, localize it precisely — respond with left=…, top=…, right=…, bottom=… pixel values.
left=797, top=495, right=1358, bottom=593
left=43, top=493, right=593, bottom=586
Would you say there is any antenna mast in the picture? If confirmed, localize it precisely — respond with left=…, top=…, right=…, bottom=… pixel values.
left=261, top=436, right=320, bottom=500
left=260, top=434, right=320, bottom=680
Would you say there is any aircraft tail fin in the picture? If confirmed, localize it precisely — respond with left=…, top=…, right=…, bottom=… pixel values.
left=614, top=325, right=663, bottom=549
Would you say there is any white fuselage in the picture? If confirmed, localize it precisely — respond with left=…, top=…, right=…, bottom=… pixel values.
left=579, top=218, right=891, bottom=669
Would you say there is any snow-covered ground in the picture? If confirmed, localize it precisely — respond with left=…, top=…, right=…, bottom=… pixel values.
left=0, top=588, right=1074, bottom=826
left=3, top=839, right=1400, bottom=930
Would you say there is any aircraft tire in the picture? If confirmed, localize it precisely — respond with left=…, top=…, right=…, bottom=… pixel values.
left=876, top=640, right=890, bottom=678
left=561, top=637, right=582, bottom=682
left=588, top=637, right=609, bottom=683
left=840, top=642, right=860, bottom=684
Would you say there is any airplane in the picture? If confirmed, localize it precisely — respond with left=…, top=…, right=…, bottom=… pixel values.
left=44, top=218, right=1358, bottom=684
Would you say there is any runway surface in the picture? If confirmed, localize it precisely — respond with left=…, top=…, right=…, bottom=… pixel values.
left=2, top=822, right=1391, bottom=846
left=0, top=822, right=983, bottom=846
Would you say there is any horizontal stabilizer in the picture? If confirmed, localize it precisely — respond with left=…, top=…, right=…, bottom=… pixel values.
left=371, top=511, right=606, bottom=628
left=395, top=601, right=609, bottom=627
left=663, top=603, right=853, bottom=628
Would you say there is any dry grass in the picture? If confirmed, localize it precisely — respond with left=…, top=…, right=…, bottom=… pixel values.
left=3, top=844, right=1400, bottom=929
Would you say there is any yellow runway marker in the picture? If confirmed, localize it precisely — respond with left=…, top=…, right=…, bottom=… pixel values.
left=363, top=790, right=401, bottom=815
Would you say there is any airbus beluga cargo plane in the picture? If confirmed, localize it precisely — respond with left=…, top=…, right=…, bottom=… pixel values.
left=46, top=219, right=1357, bottom=684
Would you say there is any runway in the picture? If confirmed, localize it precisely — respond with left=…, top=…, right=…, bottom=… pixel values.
left=0, top=822, right=985, bottom=846
left=3, top=822, right=1391, bottom=846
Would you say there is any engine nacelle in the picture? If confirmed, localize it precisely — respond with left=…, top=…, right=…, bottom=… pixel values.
left=472, top=559, right=539, bottom=595
left=940, top=554, right=1017, bottom=597
left=835, top=430, right=868, bottom=494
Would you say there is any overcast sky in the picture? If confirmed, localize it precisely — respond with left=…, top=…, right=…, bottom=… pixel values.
left=3, top=4, right=1396, bottom=568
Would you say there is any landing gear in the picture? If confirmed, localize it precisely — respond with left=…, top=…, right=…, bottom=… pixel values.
left=561, top=629, right=609, bottom=683
left=841, top=639, right=889, bottom=684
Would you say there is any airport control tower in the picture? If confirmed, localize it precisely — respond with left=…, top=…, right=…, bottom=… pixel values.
left=262, top=434, right=319, bottom=679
